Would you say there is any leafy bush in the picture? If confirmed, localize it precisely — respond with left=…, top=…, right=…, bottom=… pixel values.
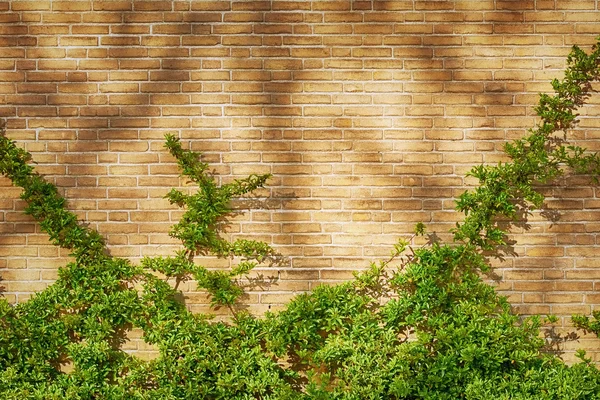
left=1, top=40, right=600, bottom=399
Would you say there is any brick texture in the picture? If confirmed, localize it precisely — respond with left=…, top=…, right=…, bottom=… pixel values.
left=1, top=0, right=600, bottom=361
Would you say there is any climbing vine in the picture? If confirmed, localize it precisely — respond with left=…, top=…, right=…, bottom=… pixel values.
left=1, top=40, right=600, bottom=398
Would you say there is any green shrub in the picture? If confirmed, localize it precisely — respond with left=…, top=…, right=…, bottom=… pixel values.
left=1, top=40, right=600, bottom=399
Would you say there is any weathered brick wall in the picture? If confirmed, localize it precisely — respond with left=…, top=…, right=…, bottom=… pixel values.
left=1, top=0, right=600, bottom=360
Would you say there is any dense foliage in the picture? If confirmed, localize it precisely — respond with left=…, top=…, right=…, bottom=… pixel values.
left=1, top=41, right=600, bottom=398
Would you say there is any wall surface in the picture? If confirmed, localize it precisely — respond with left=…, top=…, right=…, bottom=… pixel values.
left=1, top=0, right=600, bottom=360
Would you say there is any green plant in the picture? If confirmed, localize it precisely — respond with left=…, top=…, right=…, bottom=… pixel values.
left=1, top=39, right=600, bottom=399
left=0, top=129, right=289, bottom=398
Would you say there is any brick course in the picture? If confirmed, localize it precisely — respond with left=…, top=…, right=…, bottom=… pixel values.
left=1, top=0, right=600, bottom=361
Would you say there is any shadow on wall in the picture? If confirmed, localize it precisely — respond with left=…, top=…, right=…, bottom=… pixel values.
left=0, top=2, right=564, bottom=246
left=0, top=1, right=598, bottom=330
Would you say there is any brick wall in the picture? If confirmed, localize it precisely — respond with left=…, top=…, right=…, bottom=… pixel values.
left=1, top=0, right=600, bottom=360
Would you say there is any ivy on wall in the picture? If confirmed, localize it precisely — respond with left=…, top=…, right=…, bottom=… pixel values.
left=1, top=40, right=600, bottom=398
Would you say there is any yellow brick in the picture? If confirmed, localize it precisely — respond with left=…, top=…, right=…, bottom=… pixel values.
left=26, top=48, right=65, bottom=59
left=60, top=36, right=98, bottom=46
left=109, top=94, right=149, bottom=105
left=99, top=83, right=139, bottom=93
left=12, top=1, right=51, bottom=10
left=134, top=1, right=172, bottom=11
